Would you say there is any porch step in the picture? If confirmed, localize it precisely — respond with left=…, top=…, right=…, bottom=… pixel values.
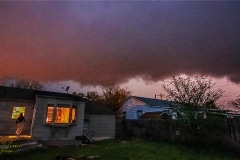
left=13, top=140, right=43, bottom=153
left=0, top=138, right=42, bottom=154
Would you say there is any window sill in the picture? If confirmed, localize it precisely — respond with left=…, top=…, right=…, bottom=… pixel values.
left=45, top=123, right=76, bottom=127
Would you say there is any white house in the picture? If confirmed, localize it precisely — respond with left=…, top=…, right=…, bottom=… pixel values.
left=118, top=96, right=178, bottom=120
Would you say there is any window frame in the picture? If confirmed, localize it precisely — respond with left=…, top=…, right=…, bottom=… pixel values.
left=70, top=105, right=77, bottom=125
left=45, top=105, right=55, bottom=124
left=45, top=104, right=77, bottom=126
left=55, top=105, right=71, bottom=124
left=11, top=106, right=26, bottom=119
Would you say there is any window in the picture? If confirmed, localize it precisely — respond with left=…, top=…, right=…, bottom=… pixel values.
left=11, top=106, right=26, bottom=119
left=71, top=106, right=76, bottom=123
left=46, top=105, right=54, bottom=123
left=137, top=110, right=143, bottom=119
left=55, top=107, right=70, bottom=123
left=45, top=104, right=77, bottom=125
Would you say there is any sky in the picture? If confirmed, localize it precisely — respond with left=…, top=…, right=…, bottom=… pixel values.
left=0, top=1, right=240, bottom=106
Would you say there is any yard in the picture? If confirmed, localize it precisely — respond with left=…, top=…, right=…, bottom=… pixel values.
left=1, top=139, right=239, bottom=160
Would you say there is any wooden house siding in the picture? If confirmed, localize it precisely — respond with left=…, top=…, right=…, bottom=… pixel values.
left=31, top=96, right=85, bottom=144
left=121, top=98, right=147, bottom=111
left=84, top=114, right=115, bottom=140
left=0, top=100, right=34, bottom=135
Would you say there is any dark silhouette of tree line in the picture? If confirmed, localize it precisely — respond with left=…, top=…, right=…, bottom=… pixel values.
left=7, top=76, right=240, bottom=113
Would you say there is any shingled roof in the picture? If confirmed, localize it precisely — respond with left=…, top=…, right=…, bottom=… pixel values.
left=131, top=96, right=173, bottom=107
left=35, top=90, right=85, bottom=101
left=0, top=86, right=35, bottom=101
left=0, top=86, right=85, bottom=101
left=85, top=100, right=115, bottom=115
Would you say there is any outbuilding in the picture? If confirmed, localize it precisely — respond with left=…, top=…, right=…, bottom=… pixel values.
left=84, top=101, right=116, bottom=141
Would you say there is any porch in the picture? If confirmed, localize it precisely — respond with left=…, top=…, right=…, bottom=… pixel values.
left=0, top=135, right=42, bottom=154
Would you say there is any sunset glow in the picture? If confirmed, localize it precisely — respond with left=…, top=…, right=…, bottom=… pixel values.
left=0, top=1, right=240, bottom=108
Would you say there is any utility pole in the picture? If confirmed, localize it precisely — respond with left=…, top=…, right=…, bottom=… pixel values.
left=155, top=93, right=164, bottom=100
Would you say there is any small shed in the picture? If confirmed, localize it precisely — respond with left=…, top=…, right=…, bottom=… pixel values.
left=84, top=101, right=115, bottom=141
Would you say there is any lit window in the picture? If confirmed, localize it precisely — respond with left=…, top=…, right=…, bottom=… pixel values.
left=11, top=107, right=26, bottom=119
left=55, top=107, right=70, bottom=123
left=46, top=105, right=54, bottom=123
left=71, top=106, right=76, bottom=123
left=46, top=104, right=77, bottom=125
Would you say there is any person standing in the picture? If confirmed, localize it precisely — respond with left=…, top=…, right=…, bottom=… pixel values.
left=16, top=113, right=25, bottom=137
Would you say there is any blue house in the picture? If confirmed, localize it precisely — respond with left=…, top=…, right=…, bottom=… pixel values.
left=118, top=96, right=178, bottom=120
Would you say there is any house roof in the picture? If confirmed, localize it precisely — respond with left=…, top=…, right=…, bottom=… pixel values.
left=0, top=86, right=85, bottom=102
left=35, top=90, right=85, bottom=101
left=85, top=101, right=115, bottom=115
left=0, top=86, right=35, bottom=101
left=131, top=96, right=173, bottom=107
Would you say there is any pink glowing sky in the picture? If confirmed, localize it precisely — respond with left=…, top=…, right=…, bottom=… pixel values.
left=0, top=1, right=240, bottom=107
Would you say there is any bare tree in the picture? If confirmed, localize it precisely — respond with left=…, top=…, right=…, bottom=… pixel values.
left=229, top=95, right=240, bottom=109
left=72, top=92, right=86, bottom=98
left=72, top=91, right=102, bottom=101
left=86, top=91, right=102, bottom=102
left=102, top=84, right=131, bottom=112
left=162, top=76, right=224, bottom=108
left=163, top=76, right=225, bottom=143
left=9, top=79, right=44, bottom=90
left=72, top=84, right=131, bottom=112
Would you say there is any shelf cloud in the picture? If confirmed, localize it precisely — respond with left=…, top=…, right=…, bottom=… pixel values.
left=1, top=1, right=240, bottom=86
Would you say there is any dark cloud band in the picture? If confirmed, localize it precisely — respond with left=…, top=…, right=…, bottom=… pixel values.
left=0, top=2, right=240, bottom=85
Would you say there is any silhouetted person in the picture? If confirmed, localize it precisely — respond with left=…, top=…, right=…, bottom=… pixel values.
left=16, top=113, right=25, bottom=137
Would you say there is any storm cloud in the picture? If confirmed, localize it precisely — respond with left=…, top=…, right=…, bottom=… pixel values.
left=1, top=1, right=240, bottom=86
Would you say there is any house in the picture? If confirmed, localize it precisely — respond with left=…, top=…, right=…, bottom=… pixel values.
left=0, top=86, right=115, bottom=146
left=118, top=96, right=178, bottom=120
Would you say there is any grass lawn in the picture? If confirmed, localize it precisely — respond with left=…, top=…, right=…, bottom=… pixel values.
left=1, top=139, right=239, bottom=160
